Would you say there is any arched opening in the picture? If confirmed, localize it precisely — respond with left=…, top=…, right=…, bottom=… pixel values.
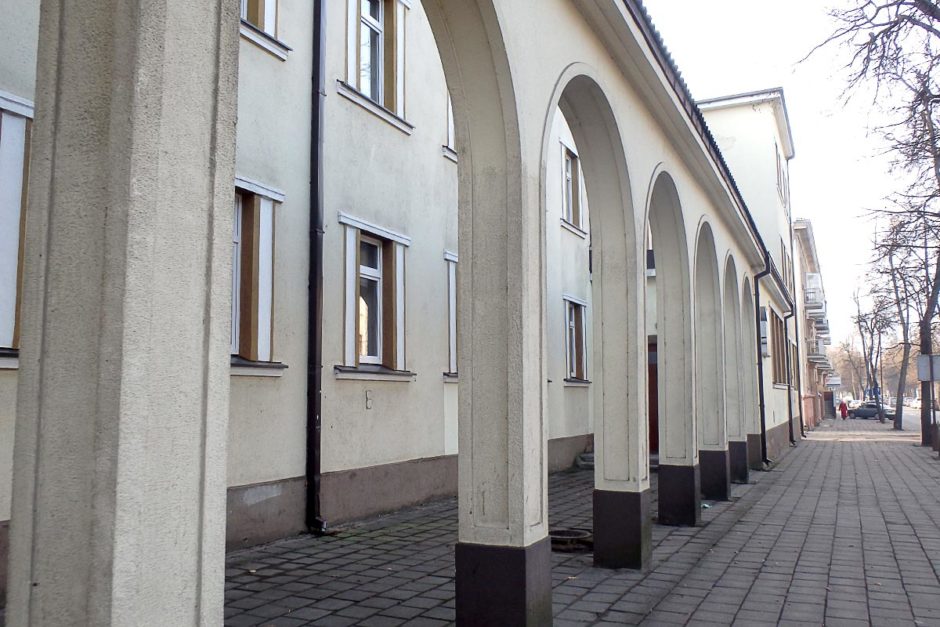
left=724, top=257, right=748, bottom=484
left=540, top=69, right=645, bottom=569
left=645, top=171, right=698, bottom=526
left=740, top=276, right=761, bottom=470
left=694, top=223, right=728, bottom=501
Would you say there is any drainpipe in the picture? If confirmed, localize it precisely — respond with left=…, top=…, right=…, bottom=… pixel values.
left=754, top=253, right=772, bottom=465
left=305, top=0, right=327, bottom=534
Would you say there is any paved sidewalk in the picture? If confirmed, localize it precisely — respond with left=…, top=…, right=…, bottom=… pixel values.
left=222, top=420, right=940, bottom=626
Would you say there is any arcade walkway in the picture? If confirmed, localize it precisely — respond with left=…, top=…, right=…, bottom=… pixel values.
left=222, top=419, right=939, bottom=626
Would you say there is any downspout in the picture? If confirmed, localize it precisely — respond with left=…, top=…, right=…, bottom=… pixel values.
left=754, top=252, right=772, bottom=465
left=305, top=0, right=327, bottom=534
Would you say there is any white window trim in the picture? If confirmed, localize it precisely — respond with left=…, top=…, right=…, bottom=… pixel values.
left=342, top=221, right=408, bottom=369
left=239, top=21, right=290, bottom=60
left=445, top=252, right=457, bottom=374
left=359, top=0, right=385, bottom=104
left=235, top=175, right=286, bottom=203
left=338, top=211, right=412, bottom=246
left=560, top=217, right=587, bottom=239
left=0, top=109, right=28, bottom=350
left=345, top=0, right=409, bottom=118
left=336, top=80, right=415, bottom=136
left=232, top=365, right=285, bottom=378
left=561, top=141, right=582, bottom=230
left=358, top=235, right=384, bottom=365
left=563, top=297, right=588, bottom=382
left=0, top=90, right=34, bottom=119
left=231, top=195, right=243, bottom=355
left=0, top=355, right=18, bottom=370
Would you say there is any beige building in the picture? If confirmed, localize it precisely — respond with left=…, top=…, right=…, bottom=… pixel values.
left=0, top=0, right=815, bottom=622
left=794, top=219, right=833, bottom=429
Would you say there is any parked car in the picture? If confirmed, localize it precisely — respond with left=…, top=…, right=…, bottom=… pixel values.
left=848, top=399, right=862, bottom=410
left=851, top=402, right=894, bottom=420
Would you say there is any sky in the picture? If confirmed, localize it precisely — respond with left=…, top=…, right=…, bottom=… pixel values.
left=643, top=0, right=898, bottom=343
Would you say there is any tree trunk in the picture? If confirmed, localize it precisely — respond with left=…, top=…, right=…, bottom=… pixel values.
left=895, top=343, right=911, bottom=430
left=920, top=320, right=933, bottom=446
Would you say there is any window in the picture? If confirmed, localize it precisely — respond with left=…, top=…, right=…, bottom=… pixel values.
left=562, top=145, right=582, bottom=229
left=341, top=214, right=408, bottom=370
left=0, top=107, right=31, bottom=351
left=770, top=309, right=787, bottom=385
left=348, top=0, right=405, bottom=115
left=445, top=252, right=457, bottom=374
left=240, top=0, right=277, bottom=37
left=565, top=298, right=587, bottom=381
left=231, top=189, right=276, bottom=362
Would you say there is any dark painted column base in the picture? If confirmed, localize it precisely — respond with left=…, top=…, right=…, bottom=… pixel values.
left=455, top=537, right=552, bottom=626
left=729, top=440, right=749, bottom=484
left=746, top=433, right=763, bottom=470
left=593, top=489, right=651, bottom=570
left=700, top=449, right=730, bottom=501
left=657, top=464, right=701, bottom=526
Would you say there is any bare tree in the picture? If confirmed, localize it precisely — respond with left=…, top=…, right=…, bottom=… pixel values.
left=814, top=0, right=940, bottom=444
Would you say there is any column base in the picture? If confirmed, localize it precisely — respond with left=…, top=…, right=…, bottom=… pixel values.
left=657, top=464, right=700, bottom=526
left=729, top=440, right=749, bottom=484
left=593, top=489, right=651, bottom=570
left=455, top=537, right=552, bottom=626
left=746, top=433, right=763, bottom=470
left=700, top=449, right=730, bottom=501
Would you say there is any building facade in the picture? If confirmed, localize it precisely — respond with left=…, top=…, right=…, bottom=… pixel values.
left=1, top=0, right=819, bottom=621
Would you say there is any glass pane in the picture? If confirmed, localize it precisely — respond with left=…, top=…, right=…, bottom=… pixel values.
left=359, top=277, right=380, bottom=357
left=362, top=0, right=380, bottom=20
left=359, top=24, right=381, bottom=100
left=360, top=239, right=380, bottom=270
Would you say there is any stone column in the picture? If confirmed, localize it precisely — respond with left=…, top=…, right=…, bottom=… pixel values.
left=7, top=1, right=238, bottom=624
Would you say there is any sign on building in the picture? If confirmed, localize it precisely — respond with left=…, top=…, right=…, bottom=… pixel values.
left=825, top=375, right=842, bottom=387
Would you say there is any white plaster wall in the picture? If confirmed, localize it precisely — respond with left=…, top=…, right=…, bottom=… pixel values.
left=0, top=0, right=37, bottom=100
left=227, top=0, right=315, bottom=488
left=319, top=0, right=458, bottom=473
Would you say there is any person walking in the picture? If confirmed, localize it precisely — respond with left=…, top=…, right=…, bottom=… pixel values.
left=839, top=400, right=848, bottom=420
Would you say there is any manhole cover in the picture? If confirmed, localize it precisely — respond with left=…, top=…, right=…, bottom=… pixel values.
left=549, top=528, right=593, bottom=552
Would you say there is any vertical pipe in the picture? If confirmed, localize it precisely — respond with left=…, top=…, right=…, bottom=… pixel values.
left=754, top=253, right=771, bottom=464
left=306, top=0, right=327, bottom=533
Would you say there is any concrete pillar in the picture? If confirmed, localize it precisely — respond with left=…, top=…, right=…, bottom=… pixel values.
left=439, top=3, right=551, bottom=622
left=7, top=1, right=238, bottom=624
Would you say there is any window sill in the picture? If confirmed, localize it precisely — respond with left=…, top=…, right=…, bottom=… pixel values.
left=560, top=218, right=588, bottom=239
left=564, top=378, right=591, bottom=387
left=0, top=347, right=18, bottom=370
left=442, top=146, right=458, bottom=163
left=336, top=81, right=414, bottom=136
left=334, top=364, right=416, bottom=382
left=773, top=383, right=790, bottom=390
left=231, top=356, right=288, bottom=378
left=443, top=372, right=459, bottom=384
left=239, top=20, right=291, bottom=61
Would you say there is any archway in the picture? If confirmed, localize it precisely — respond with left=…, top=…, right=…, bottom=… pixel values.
left=694, top=223, right=728, bottom=501
left=540, top=68, right=645, bottom=569
left=646, top=172, right=698, bottom=526
left=740, top=276, right=762, bottom=469
left=723, top=257, right=748, bottom=483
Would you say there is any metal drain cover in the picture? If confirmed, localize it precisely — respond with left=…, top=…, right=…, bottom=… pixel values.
left=549, top=528, right=593, bottom=551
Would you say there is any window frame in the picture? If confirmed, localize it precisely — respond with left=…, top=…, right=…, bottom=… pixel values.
left=231, top=186, right=277, bottom=364
left=240, top=0, right=278, bottom=38
left=561, top=144, right=582, bottom=230
left=358, top=0, right=385, bottom=104
left=445, top=251, right=458, bottom=375
left=341, top=214, right=409, bottom=372
left=564, top=297, right=588, bottom=382
left=357, top=234, right=385, bottom=365
left=0, top=106, right=31, bottom=352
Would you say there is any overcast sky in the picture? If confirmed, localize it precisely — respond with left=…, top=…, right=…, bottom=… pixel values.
left=643, top=0, right=896, bottom=343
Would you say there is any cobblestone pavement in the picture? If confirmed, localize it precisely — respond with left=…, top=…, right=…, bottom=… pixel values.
left=222, top=419, right=940, bottom=626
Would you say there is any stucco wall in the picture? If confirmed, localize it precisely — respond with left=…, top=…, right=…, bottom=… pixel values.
left=227, top=0, right=314, bottom=489
left=0, top=0, right=37, bottom=101
left=0, top=371, right=14, bottom=522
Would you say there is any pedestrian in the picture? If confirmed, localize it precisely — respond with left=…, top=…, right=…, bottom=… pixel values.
left=839, top=400, right=848, bottom=420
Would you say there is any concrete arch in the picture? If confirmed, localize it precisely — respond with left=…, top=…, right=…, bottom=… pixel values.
left=740, top=275, right=760, bottom=469
left=722, top=256, right=748, bottom=484
left=539, top=66, right=647, bottom=568
left=645, top=170, right=699, bottom=526
left=693, top=222, right=728, bottom=501
left=421, top=4, right=550, bottom=622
